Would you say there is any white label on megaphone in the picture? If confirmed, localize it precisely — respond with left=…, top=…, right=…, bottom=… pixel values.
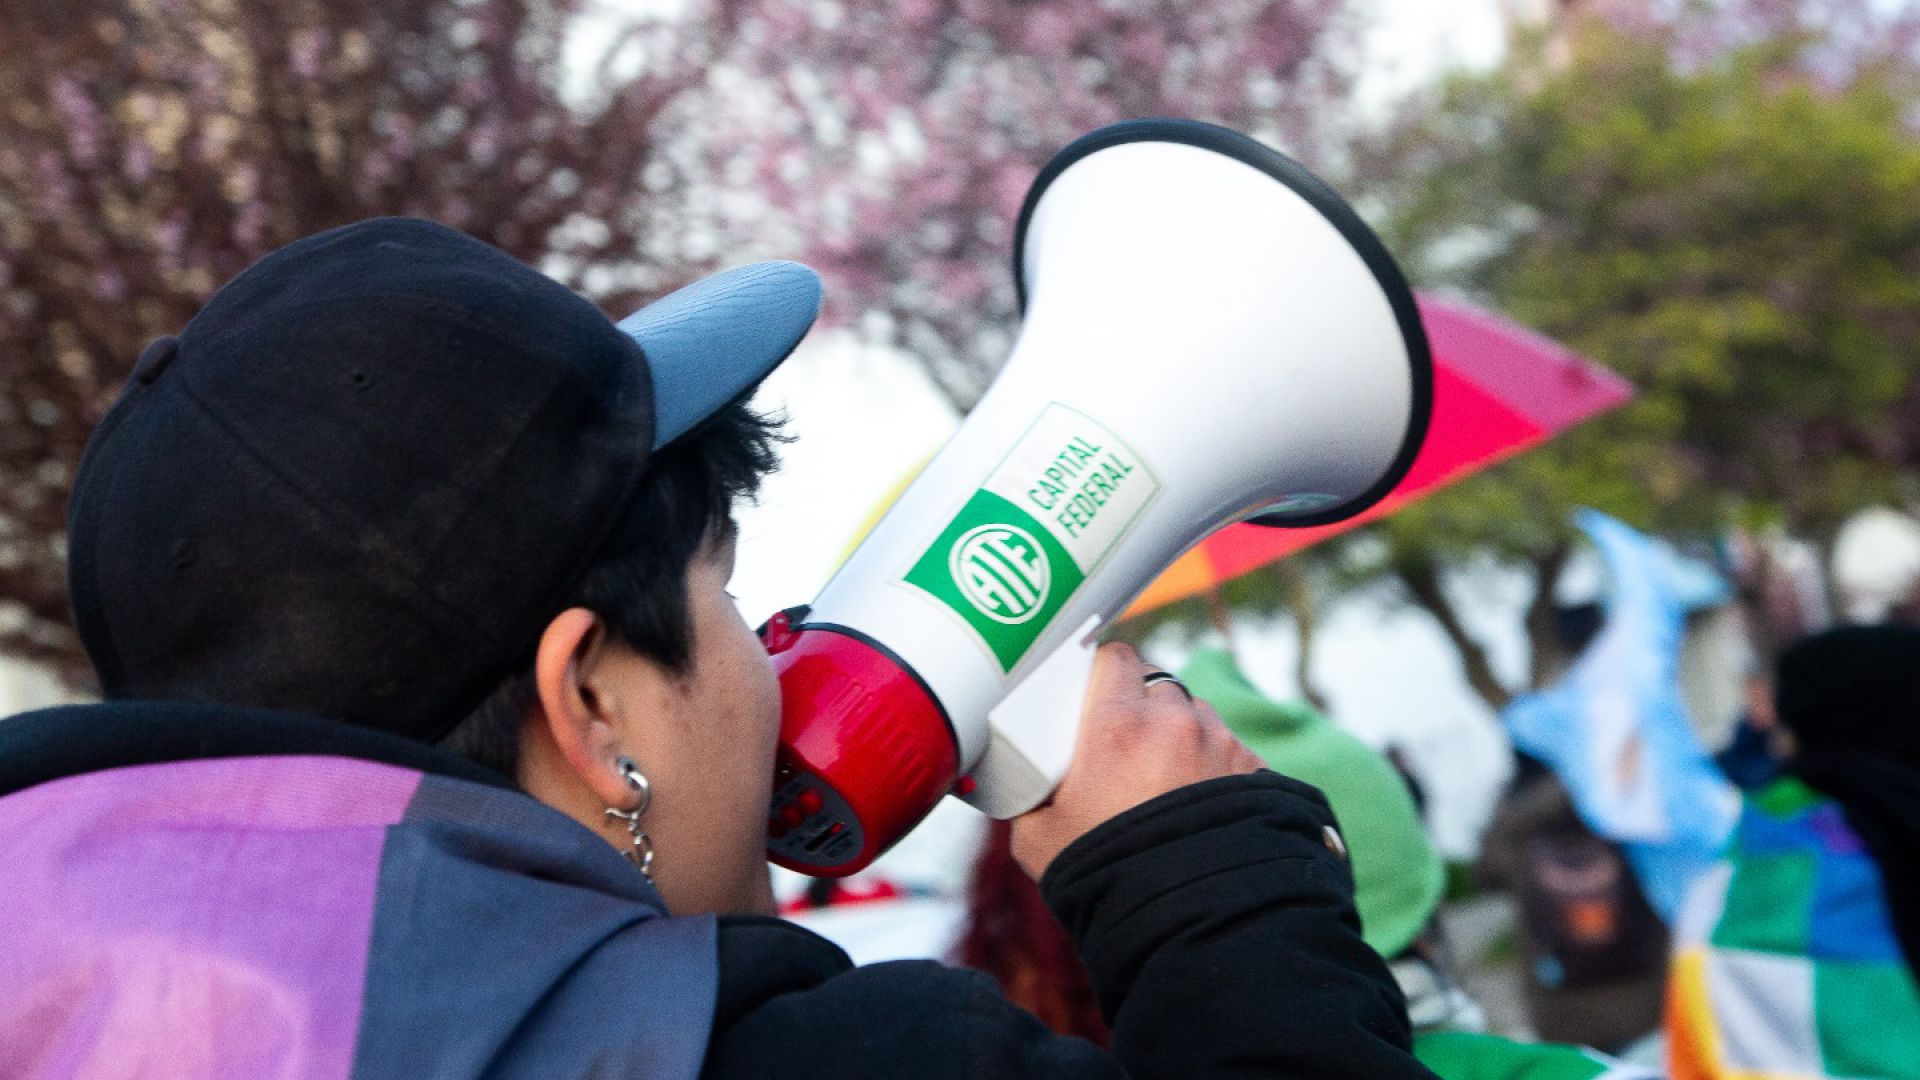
left=899, top=402, right=1160, bottom=672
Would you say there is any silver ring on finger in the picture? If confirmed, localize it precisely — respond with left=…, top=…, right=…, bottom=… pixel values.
left=1142, top=670, right=1193, bottom=701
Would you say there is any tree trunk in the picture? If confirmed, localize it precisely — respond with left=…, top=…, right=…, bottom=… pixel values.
left=1275, top=561, right=1332, bottom=712
left=1395, top=558, right=1513, bottom=712
left=1522, top=542, right=1573, bottom=691
left=1734, top=535, right=1789, bottom=665
left=1807, top=520, right=1845, bottom=629
left=1202, top=586, right=1236, bottom=642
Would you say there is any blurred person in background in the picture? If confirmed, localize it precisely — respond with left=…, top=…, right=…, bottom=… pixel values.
left=1710, top=675, right=1787, bottom=792
left=1480, top=601, right=1671, bottom=1053
left=1477, top=761, right=1672, bottom=1054
left=1502, top=514, right=1920, bottom=1077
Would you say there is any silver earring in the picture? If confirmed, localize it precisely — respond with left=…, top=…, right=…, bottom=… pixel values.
left=604, top=755, right=655, bottom=882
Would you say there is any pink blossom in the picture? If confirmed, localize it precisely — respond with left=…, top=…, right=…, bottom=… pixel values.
left=1020, top=9, right=1080, bottom=57
left=726, top=1, right=1362, bottom=407
left=90, top=270, right=126, bottom=301
left=1118, top=27, right=1171, bottom=72
left=385, top=116, right=418, bottom=160
left=232, top=202, right=266, bottom=250
left=49, top=75, right=103, bottom=168
left=934, top=263, right=986, bottom=305
left=32, top=150, right=75, bottom=215
left=188, top=56, right=223, bottom=105
left=894, top=0, right=944, bottom=30
left=151, top=211, right=188, bottom=269
left=469, top=120, right=501, bottom=163
left=290, top=28, right=328, bottom=79
left=122, top=140, right=153, bottom=186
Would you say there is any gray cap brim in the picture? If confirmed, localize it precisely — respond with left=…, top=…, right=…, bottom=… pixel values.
left=616, top=260, right=823, bottom=449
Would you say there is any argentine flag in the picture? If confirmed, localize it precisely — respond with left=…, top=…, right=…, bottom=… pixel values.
left=1502, top=510, right=1741, bottom=922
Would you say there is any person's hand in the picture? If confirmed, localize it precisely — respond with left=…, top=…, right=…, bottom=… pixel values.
left=1010, top=643, right=1266, bottom=879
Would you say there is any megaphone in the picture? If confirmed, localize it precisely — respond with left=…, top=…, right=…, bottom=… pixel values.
left=761, top=119, right=1432, bottom=875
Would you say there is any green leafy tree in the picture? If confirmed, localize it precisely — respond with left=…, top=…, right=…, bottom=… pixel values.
left=1128, top=4, right=1920, bottom=708
left=1334, top=7, right=1920, bottom=707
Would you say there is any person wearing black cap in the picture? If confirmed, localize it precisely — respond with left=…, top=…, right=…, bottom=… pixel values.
left=0, top=219, right=1432, bottom=1078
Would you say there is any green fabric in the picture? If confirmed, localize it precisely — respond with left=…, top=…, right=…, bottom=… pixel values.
left=1180, top=648, right=1446, bottom=958
left=1711, top=850, right=1816, bottom=955
left=1752, top=775, right=1825, bottom=816
left=1413, top=1032, right=1613, bottom=1080
left=1815, top=960, right=1920, bottom=1078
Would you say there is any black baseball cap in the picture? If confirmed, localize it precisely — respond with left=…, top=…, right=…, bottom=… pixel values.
left=66, top=217, right=821, bottom=742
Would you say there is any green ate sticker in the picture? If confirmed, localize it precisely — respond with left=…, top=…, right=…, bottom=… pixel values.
left=903, top=404, right=1159, bottom=671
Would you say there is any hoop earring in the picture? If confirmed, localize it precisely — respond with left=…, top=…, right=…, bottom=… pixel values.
left=604, top=755, right=655, bottom=882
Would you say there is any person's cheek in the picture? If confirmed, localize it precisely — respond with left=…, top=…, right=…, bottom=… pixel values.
left=729, top=610, right=781, bottom=742
left=723, top=612, right=781, bottom=795
left=755, top=641, right=780, bottom=735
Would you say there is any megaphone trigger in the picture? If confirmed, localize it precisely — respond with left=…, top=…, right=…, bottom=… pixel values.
left=756, top=605, right=811, bottom=653
left=964, top=615, right=1105, bottom=818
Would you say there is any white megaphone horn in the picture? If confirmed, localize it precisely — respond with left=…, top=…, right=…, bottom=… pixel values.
left=760, top=118, right=1433, bottom=875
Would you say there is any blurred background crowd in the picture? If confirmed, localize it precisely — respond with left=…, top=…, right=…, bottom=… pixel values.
left=7, top=0, right=1920, bottom=1075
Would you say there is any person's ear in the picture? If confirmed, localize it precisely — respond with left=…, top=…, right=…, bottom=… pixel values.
left=532, top=607, right=632, bottom=809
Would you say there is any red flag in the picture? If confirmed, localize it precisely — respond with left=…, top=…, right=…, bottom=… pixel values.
left=1122, top=295, right=1633, bottom=617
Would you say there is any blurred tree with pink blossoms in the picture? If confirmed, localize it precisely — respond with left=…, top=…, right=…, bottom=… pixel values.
left=0, top=0, right=751, bottom=680
left=716, top=0, right=1362, bottom=412
left=0, top=0, right=1370, bottom=683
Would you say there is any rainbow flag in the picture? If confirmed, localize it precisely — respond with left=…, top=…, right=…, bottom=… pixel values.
left=1123, top=294, right=1633, bottom=616
left=1668, top=778, right=1920, bottom=1079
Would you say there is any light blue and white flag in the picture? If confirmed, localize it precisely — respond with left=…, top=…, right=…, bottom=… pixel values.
left=1502, top=510, right=1741, bottom=921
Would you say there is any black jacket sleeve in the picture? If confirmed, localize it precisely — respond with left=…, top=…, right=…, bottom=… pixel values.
left=703, top=773, right=1435, bottom=1079
left=1044, top=771, right=1436, bottom=1079
left=703, top=916, right=1121, bottom=1079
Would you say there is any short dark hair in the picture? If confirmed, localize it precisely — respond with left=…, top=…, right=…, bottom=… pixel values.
left=438, top=401, right=786, bottom=779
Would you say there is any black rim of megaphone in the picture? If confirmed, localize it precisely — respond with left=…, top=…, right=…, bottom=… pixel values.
left=1010, top=118, right=1434, bottom=530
